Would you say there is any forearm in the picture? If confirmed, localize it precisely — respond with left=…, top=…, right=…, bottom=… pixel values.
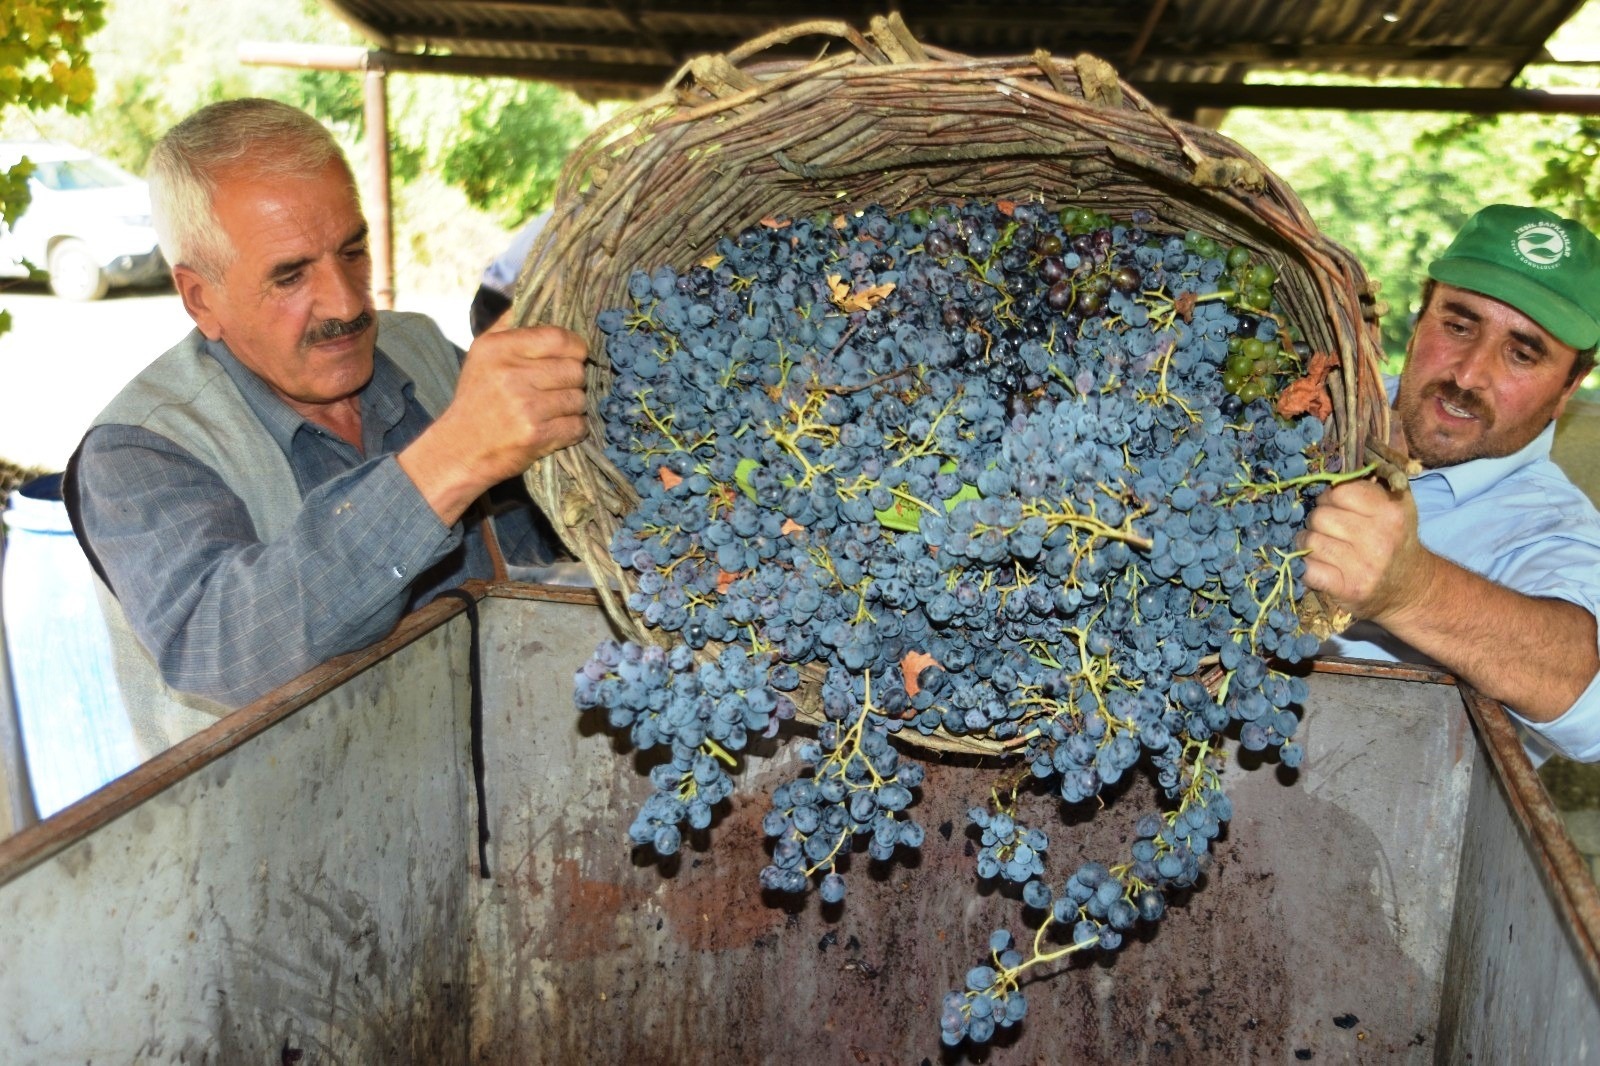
left=80, top=434, right=461, bottom=705
left=165, top=463, right=457, bottom=703
left=397, top=324, right=589, bottom=527
left=1377, top=553, right=1599, bottom=721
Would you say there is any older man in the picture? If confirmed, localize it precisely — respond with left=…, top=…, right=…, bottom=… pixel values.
left=1305, top=204, right=1600, bottom=763
left=65, top=98, right=588, bottom=757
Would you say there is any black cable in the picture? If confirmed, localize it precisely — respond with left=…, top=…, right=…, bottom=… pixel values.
left=436, top=589, right=491, bottom=878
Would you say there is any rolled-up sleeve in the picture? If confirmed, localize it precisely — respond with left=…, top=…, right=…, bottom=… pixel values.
left=75, top=423, right=462, bottom=706
left=1492, top=534, right=1600, bottom=763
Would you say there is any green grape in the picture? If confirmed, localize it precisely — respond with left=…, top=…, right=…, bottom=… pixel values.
left=1225, top=351, right=1253, bottom=377
left=1249, top=263, right=1278, bottom=288
left=1226, top=245, right=1251, bottom=271
left=1240, top=337, right=1265, bottom=362
left=1244, top=287, right=1273, bottom=310
left=1222, top=368, right=1248, bottom=392
left=909, top=206, right=931, bottom=226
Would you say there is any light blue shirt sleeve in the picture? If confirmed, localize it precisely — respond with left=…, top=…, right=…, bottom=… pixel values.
left=1324, top=412, right=1600, bottom=764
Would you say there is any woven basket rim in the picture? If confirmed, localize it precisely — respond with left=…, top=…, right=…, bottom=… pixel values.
left=516, top=14, right=1390, bottom=757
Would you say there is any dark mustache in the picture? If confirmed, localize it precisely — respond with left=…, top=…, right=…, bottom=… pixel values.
left=303, top=310, right=374, bottom=346
left=1429, top=380, right=1489, bottom=420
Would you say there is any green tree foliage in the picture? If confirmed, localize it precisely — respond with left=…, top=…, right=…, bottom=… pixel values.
left=1221, top=107, right=1555, bottom=362
left=435, top=80, right=592, bottom=225
left=0, top=0, right=105, bottom=335
left=0, top=0, right=606, bottom=293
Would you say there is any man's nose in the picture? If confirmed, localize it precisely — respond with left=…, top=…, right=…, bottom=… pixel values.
left=1450, top=337, right=1496, bottom=392
left=315, top=259, right=369, bottom=320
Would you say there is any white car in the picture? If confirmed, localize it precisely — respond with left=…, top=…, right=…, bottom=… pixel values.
left=0, top=141, right=167, bottom=300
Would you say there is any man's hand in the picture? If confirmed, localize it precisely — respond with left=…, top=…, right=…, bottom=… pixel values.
left=399, top=324, right=588, bottom=526
left=1301, top=476, right=1598, bottom=721
left=1298, top=478, right=1440, bottom=630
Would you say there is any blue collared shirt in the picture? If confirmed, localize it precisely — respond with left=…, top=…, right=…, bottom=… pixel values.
left=1327, top=386, right=1600, bottom=763
left=72, top=337, right=555, bottom=707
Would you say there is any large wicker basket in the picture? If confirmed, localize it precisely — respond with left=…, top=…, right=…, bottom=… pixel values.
left=515, top=14, right=1389, bottom=754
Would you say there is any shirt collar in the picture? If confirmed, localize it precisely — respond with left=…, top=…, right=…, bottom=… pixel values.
left=202, top=336, right=414, bottom=453
left=1413, top=420, right=1556, bottom=503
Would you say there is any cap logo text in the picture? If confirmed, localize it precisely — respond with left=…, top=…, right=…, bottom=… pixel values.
left=1514, top=222, right=1569, bottom=268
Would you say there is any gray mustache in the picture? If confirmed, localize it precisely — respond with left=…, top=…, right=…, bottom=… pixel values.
left=304, top=310, right=374, bottom=345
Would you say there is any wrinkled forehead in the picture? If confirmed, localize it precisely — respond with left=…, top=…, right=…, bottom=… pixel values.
left=210, top=160, right=366, bottom=271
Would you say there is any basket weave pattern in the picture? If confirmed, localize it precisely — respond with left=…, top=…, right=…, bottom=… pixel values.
left=517, top=15, right=1389, bottom=753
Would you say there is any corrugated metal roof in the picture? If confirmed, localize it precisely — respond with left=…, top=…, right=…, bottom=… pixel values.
left=318, top=0, right=1591, bottom=100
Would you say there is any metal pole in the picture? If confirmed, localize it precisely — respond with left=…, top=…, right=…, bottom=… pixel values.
left=0, top=545, right=41, bottom=837
left=364, top=64, right=394, bottom=310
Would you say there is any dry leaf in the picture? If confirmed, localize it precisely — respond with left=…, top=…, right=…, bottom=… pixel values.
left=699, top=253, right=725, bottom=270
left=996, top=199, right=1017, bottom=217
left=827, top=273, right=896, bottom=313
left=760, top=215, right=791, bottom=229
left=1275, top=350, right=1338, bottom=420
left=901, top=650, right=940, bottom=696
left=780, top=518, right=805, bottom=536
left=658, top=466, right=683, bottom=490
left=716, top=570, right=740, bottom=594
left=1173, top=291, right=1198, bottom=323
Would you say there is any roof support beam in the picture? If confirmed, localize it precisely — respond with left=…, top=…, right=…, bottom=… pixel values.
left=240, top=42, right=1600, bottom=115
left=1138, top=82, right=1600, bottom=114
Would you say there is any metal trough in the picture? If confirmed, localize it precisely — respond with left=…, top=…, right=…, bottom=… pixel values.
left=0, top=585, right=1595, bottom=1063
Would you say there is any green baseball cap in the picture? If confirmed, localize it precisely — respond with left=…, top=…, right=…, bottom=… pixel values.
left=1428, top=204, right=1600, bottom=350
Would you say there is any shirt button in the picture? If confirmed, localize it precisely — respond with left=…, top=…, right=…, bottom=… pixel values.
left=392, top=565, right=408, bottom=580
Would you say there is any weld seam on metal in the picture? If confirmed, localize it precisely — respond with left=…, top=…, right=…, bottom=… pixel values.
left=436, top=589, right=491, bottom=878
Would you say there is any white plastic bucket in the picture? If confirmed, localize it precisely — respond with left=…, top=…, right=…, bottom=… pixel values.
left=1, top=474, right=138, bottom=816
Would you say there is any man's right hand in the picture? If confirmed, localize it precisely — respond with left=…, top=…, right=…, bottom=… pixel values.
left=399, top=324, right=589, bottom=526
left=1298, top=477, right=1438, bottom=629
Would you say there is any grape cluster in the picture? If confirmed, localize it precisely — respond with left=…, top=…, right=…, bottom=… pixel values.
left=574, top=639, right=799, bottom=855
left=941, top=929, right=1031, bottom=1045
left=572, top=198, right=1354, bottom=1047
left=759, top=669, right=927, bottom=900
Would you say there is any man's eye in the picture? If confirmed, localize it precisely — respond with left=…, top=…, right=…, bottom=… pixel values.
left=275, top=271, right=303, bottom=288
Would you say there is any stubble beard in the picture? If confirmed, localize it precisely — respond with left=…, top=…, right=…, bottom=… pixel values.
left=1395, top=376, right=1496, bottom=469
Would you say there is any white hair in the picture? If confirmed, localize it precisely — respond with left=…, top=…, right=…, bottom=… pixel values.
left=147, top=98, right=357, bottom=281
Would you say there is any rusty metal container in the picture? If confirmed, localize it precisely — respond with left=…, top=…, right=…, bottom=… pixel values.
left=0, top=586, right=1595, bottom=1063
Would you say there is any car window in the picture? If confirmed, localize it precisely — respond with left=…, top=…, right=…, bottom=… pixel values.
left=30, top=157, right=138, bottom=192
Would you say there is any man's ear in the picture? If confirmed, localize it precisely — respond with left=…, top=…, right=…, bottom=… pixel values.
left=1553, top=353, right=1592, bottom=423
left=173, top=265, right=224, bottom=341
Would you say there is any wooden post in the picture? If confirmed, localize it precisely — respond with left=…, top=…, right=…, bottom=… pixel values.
left=364, top=63, right=394, bottom=310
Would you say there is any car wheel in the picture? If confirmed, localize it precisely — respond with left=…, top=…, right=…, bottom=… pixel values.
left=47, top=239, right=109, bottom=301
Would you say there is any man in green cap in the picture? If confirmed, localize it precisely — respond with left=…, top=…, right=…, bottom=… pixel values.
left=1303, top=204, right=1600, bottom=764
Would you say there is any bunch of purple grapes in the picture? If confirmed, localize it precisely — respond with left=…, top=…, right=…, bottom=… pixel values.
left=573, top=199, right=1339, bottom=1046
